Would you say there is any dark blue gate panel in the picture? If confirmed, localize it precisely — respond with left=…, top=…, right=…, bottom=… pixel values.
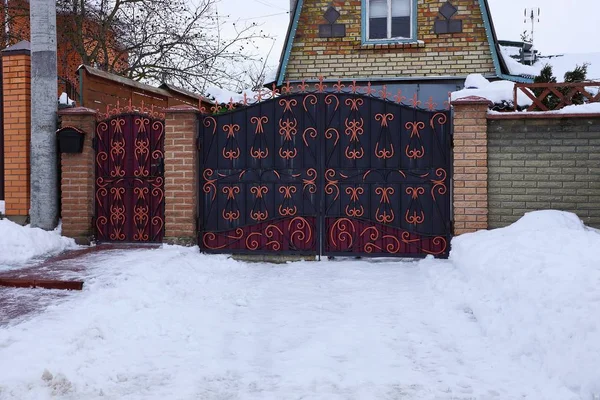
left=199, top=88, right=452, bottom=258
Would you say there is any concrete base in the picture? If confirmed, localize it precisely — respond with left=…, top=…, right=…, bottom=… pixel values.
left=72, top=236, right=93, bottom=246
left=231, top=254, right=317, bottom=264
left=5, top=215, right=29, bottom=225
left=163, top=237, right=197, bottom=246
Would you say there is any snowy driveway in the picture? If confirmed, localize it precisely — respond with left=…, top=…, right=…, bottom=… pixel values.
left=0, top=241, right=594, bottom=400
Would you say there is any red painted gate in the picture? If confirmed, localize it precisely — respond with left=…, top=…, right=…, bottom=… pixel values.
left=94, top=112, right=165, bottom=242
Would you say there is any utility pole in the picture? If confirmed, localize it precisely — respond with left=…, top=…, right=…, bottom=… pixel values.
left=30, top=0, right=59, bottom=229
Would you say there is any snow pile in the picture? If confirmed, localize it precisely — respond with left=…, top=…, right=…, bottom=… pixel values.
left=58, top=92, right=75, bottom=106
left=0, top=200, right=5, bottom=215
left=0, top=219, right=77, bottom=266
left=451, top=74, right=533, bottom=107
left=450, top=210, right=600, bottom=399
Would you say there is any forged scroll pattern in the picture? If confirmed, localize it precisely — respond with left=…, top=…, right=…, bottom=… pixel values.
left=200, top=91, right=452, bottom=257
left=328, top=218, right=448, bottom=256
left=202, top=217, right=315, bottom=252
left=95, top=113, right=165, bottom=242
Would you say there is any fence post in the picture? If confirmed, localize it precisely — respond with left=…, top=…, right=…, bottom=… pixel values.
left=451, top=96, right=491, bottom=235
left=1, top=41, right=31, bottom=223
left=164, top=105, right=199, bottom=245
left=58, top=107, right=97, bottom=244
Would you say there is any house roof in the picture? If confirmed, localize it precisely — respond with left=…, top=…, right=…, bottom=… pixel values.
left=159, top=83, right=214, bottom=104
left=272, top=0, right=533, bottom=86
left=78, top=65, right=174, bottom=98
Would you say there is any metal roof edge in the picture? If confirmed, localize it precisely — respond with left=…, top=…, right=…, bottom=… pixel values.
left=276, top=0, right=304, bottom=86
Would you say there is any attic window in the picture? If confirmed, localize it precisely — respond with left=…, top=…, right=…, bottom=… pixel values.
left=366, top=0, right=414, bottom=41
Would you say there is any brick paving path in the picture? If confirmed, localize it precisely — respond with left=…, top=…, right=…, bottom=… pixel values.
left=0, top=244, right=158, bottom=326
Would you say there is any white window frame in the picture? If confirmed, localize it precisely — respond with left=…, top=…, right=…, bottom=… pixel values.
left=365, top=0, right=414, bottom=42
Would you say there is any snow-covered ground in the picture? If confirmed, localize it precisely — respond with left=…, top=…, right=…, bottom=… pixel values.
left=0, top=219, right=77, bottom=270
left=0, top=211, right=599, bottom=399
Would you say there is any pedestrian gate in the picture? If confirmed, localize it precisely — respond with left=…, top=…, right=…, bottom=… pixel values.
left=94, top=112, right=165, bottom=242
left=199, top=88, right=452, bottom=257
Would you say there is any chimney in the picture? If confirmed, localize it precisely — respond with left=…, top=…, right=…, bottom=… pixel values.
left=290, top=0, right=298, bottom=19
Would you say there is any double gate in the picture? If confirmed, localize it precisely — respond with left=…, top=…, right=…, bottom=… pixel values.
left=199, top=89, right=452, bottom=258
left=94, top=112, right=165, bottom=242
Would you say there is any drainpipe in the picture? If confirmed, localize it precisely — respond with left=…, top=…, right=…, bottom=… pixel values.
left=4, top=0, right=9, bottom=47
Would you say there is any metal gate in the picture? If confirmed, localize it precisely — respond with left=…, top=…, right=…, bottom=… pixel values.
left=199, top=87, right=452, bottom=257
left=94, top=112, right=165, bottom=242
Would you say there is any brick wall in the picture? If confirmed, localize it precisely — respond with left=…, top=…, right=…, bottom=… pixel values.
left=488, top=115, right=600, bottom=229
left=285, top=0, right=495, bottom=81
left=1, top=46, right=30, bottom=218
left=452, top=96, right=490, bottom=234
left=163, top=106, right=198, bottom=245
left=58, top=108, right=97, bottom=243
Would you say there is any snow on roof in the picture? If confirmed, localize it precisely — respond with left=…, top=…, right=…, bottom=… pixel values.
left=499, top=45, right=600, bottom=82
left=536, top=53, right=600, bottom=81
left=499, top=46, right=539, bottom=77
left=263, top=67, right=278, bottom=85
left=205, top=86, right=277, bottom=105
left=451, top=74, right=532, bottom=107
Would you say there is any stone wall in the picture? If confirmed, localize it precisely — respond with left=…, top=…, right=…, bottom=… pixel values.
left=284, top=0, right=495, bottom=81
left=487, top=116, right=600, bottom=229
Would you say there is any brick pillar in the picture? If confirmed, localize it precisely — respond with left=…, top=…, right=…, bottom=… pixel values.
left=164, top=106, right=199, bottom=245
left=58, top=107, right=97, bottom=244
left=1, top=41, right=31, bottom=222
left=451, top=96, right=491, bottom=235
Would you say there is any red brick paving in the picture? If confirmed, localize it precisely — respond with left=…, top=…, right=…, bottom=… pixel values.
left=0, top=244, right=159, bottom=326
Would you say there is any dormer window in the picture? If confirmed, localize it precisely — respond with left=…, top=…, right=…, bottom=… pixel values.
left=366, top=0, right=414, bottom=41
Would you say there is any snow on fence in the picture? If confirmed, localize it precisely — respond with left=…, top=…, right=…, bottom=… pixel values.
left=514, top=81, right=600, bottom=111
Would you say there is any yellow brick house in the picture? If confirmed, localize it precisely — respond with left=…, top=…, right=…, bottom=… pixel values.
left=272, top=0, right=531, bottom=104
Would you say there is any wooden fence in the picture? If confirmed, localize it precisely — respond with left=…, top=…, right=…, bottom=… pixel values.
left=514, top=82, right=600, bottom=111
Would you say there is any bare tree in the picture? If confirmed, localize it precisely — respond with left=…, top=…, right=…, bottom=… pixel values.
left=56, top=0, right=268, bottom=92
left=2, top=0, right=269, bottom=92
left=234, top=38, right=277, bottom=92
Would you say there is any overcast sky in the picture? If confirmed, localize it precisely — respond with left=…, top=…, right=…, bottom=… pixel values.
left=217, top=0, right=600, bottom=67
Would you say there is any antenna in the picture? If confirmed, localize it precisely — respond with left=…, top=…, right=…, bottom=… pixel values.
left=524, top=7, right=541, bottom=47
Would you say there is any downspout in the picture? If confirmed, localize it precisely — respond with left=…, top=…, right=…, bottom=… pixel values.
left=78, top=66, right=84, bottom=106
left=4, top=0, right=10, bottom=47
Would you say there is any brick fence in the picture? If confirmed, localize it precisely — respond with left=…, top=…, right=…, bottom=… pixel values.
left=58, top=107, right=97, bottom=244
left=451, top=96, right=491, bottom=234
left=1, top=41, right=31, bottom=221
left=487, top=114, right=600, bottom=229
left=53, top=96, right=600, bottom=245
